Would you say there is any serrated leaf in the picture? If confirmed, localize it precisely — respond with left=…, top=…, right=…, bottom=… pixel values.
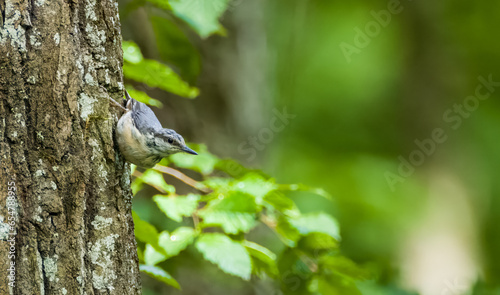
left=202, top=173, right=276, bottom=205
left=144, top=244, right=168, bottom=265
left=199, top=192, right=257, bottom=234
left=169, top=0, right=230, bottom=38
left=140, top=264, right=180, bottom=289
left=141, top=170, right=176, bottom=194
left=195, top=233, right=252, bottom=280
left=123, top=41, right=143, bottom=64
left=243, top=240, right=278, bottom=278
left=170, top=144, right=218, bottom=175
left=202, top=177, right=231, bottom=190
left=123, top=58, right=199, bottom=98
left=158, top=227, right=196, bottom=257
left=264, top=191, right=300, bottom=217
left=126, top=86, right=163, bottom=108
left=288, top=212, right=340, bottom=240
left=154, top=194, right=200, bottom=222
left=132, top=211, right=159, bottom=246
left=233, top=173, right=277, bottom=205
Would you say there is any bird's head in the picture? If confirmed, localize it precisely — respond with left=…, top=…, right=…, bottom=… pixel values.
left=148, top=128, right=198, bottom=157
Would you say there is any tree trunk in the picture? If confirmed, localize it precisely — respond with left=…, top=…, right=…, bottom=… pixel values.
left=0, top=0, right=141, bottom=294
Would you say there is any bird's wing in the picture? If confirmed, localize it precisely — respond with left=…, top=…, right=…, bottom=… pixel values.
left=128, top=98, right=163, bottom=133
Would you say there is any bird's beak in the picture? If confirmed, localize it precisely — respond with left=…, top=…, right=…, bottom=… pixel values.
left=182, top=146, right=198, bottom=155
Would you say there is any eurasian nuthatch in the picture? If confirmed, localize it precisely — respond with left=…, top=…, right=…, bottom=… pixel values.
left=111, top=91, right=197, bottom=168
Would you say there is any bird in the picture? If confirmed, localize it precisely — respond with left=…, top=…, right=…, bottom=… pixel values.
left=110, top=91, right=197, bottom=168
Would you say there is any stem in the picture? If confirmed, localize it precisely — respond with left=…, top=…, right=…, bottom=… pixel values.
left=153, top=165, right=211, bottom=193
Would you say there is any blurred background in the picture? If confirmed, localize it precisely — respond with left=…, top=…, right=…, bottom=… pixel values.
left=119, top=0, right=500, bottom=294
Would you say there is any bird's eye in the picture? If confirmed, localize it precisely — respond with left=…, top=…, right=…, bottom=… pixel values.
left=168, top=138, right=173, bottom=144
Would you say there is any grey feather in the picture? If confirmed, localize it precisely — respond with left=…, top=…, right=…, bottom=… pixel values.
left=128, top=98, right=163, bottom=133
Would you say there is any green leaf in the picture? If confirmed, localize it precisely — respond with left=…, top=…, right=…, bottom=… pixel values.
left=298, top=233, right=339, bottom=253
left=264, top=191, right=300, bottom=217
left=288, top=212, right=340, bottom=240
left=140, top=264, right=180, bottom=289
left=319, top=255, right=372, bottom=281
left=170, top=144, right=218, bottom=175
left=126, top=86, right=163, bottom=108
left=123, top=58, right=199, bottom=98
left=150, top=16, right=201, bottom=82
left=122, top=41, right=144, bottom=64
left=195, top=233, right=252, bottom=280
left=243, top=240, right=278, bottom=278
left=199, top=192, right=257, bottom=234
left=215, top=159, right=256, bottom=178
left=132, top=211, right=159, bottom=246
left=144, top=0, right=171, bottom=10
left=309, top=274, right=362, bottom=295
left=277, top=247, right=313, bottom=294
left=154, top=194, right=200, bottom=222
left=275, top=215, right=301, bottom=247
left=158, top=227, right=197, bottom=257
left=169, top=0, right=230, bottom=38
left=144, top=244, right=168, bottom=265
left=233, top=173, right=277, bottom=205
left=131, top=177, right=144, bottom=195
left=137, top=246, right=144, bottom=263
left=140, top=170, right=176, bottom=194
left=279, top=183, right=332, bottom=200
left=202, top=172, right=276, bottom=205
left=202, top=177, right=232, bottom=190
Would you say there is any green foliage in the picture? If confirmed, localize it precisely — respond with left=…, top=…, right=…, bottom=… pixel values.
left=158, top=227, right=197, bottom=257
left=126, top=87, right=163, bottom=108
left=195, top=233, right=252, bottom=280
left=138, top=170, right=176, bottom=194
left=123, top=57, right=199, bottom=98
left=139, top=264, right=180, bottom=289
left=122, top=0, right=230, bottom=100
left=170, top=144, right=219, bottom=175
left=288, top=212, right=341, bottom=240
left=169, top=0, right=230, bottom=38
left=244, top=240, right=278, bottom=278
left=122, top=2, right=368, bottom=293
left=150, top=16, right=201, bottom=82
left=143, top=0, right=171, bottom=11
left=153, top=194, right=200, bottom=222
left=132, top=211, right=159, bottom=247
left=132, top=144, right=369, bottom=293
left=198, top=192, right=257, bottom=234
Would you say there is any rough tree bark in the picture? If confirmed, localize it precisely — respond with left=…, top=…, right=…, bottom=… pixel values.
left=0, top=0, right=141, bottom=294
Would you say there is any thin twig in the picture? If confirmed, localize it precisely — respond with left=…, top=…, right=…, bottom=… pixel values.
left=153, top=165, right=211, bottom=193
left=100, top=86, right=129, bottom=112
left=192, top=213, right=200, bottom=230
left=108, top=96, right=128, bottom=112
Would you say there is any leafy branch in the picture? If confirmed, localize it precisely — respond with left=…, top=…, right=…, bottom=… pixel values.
left=122, top=1, right=370, bottom=293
